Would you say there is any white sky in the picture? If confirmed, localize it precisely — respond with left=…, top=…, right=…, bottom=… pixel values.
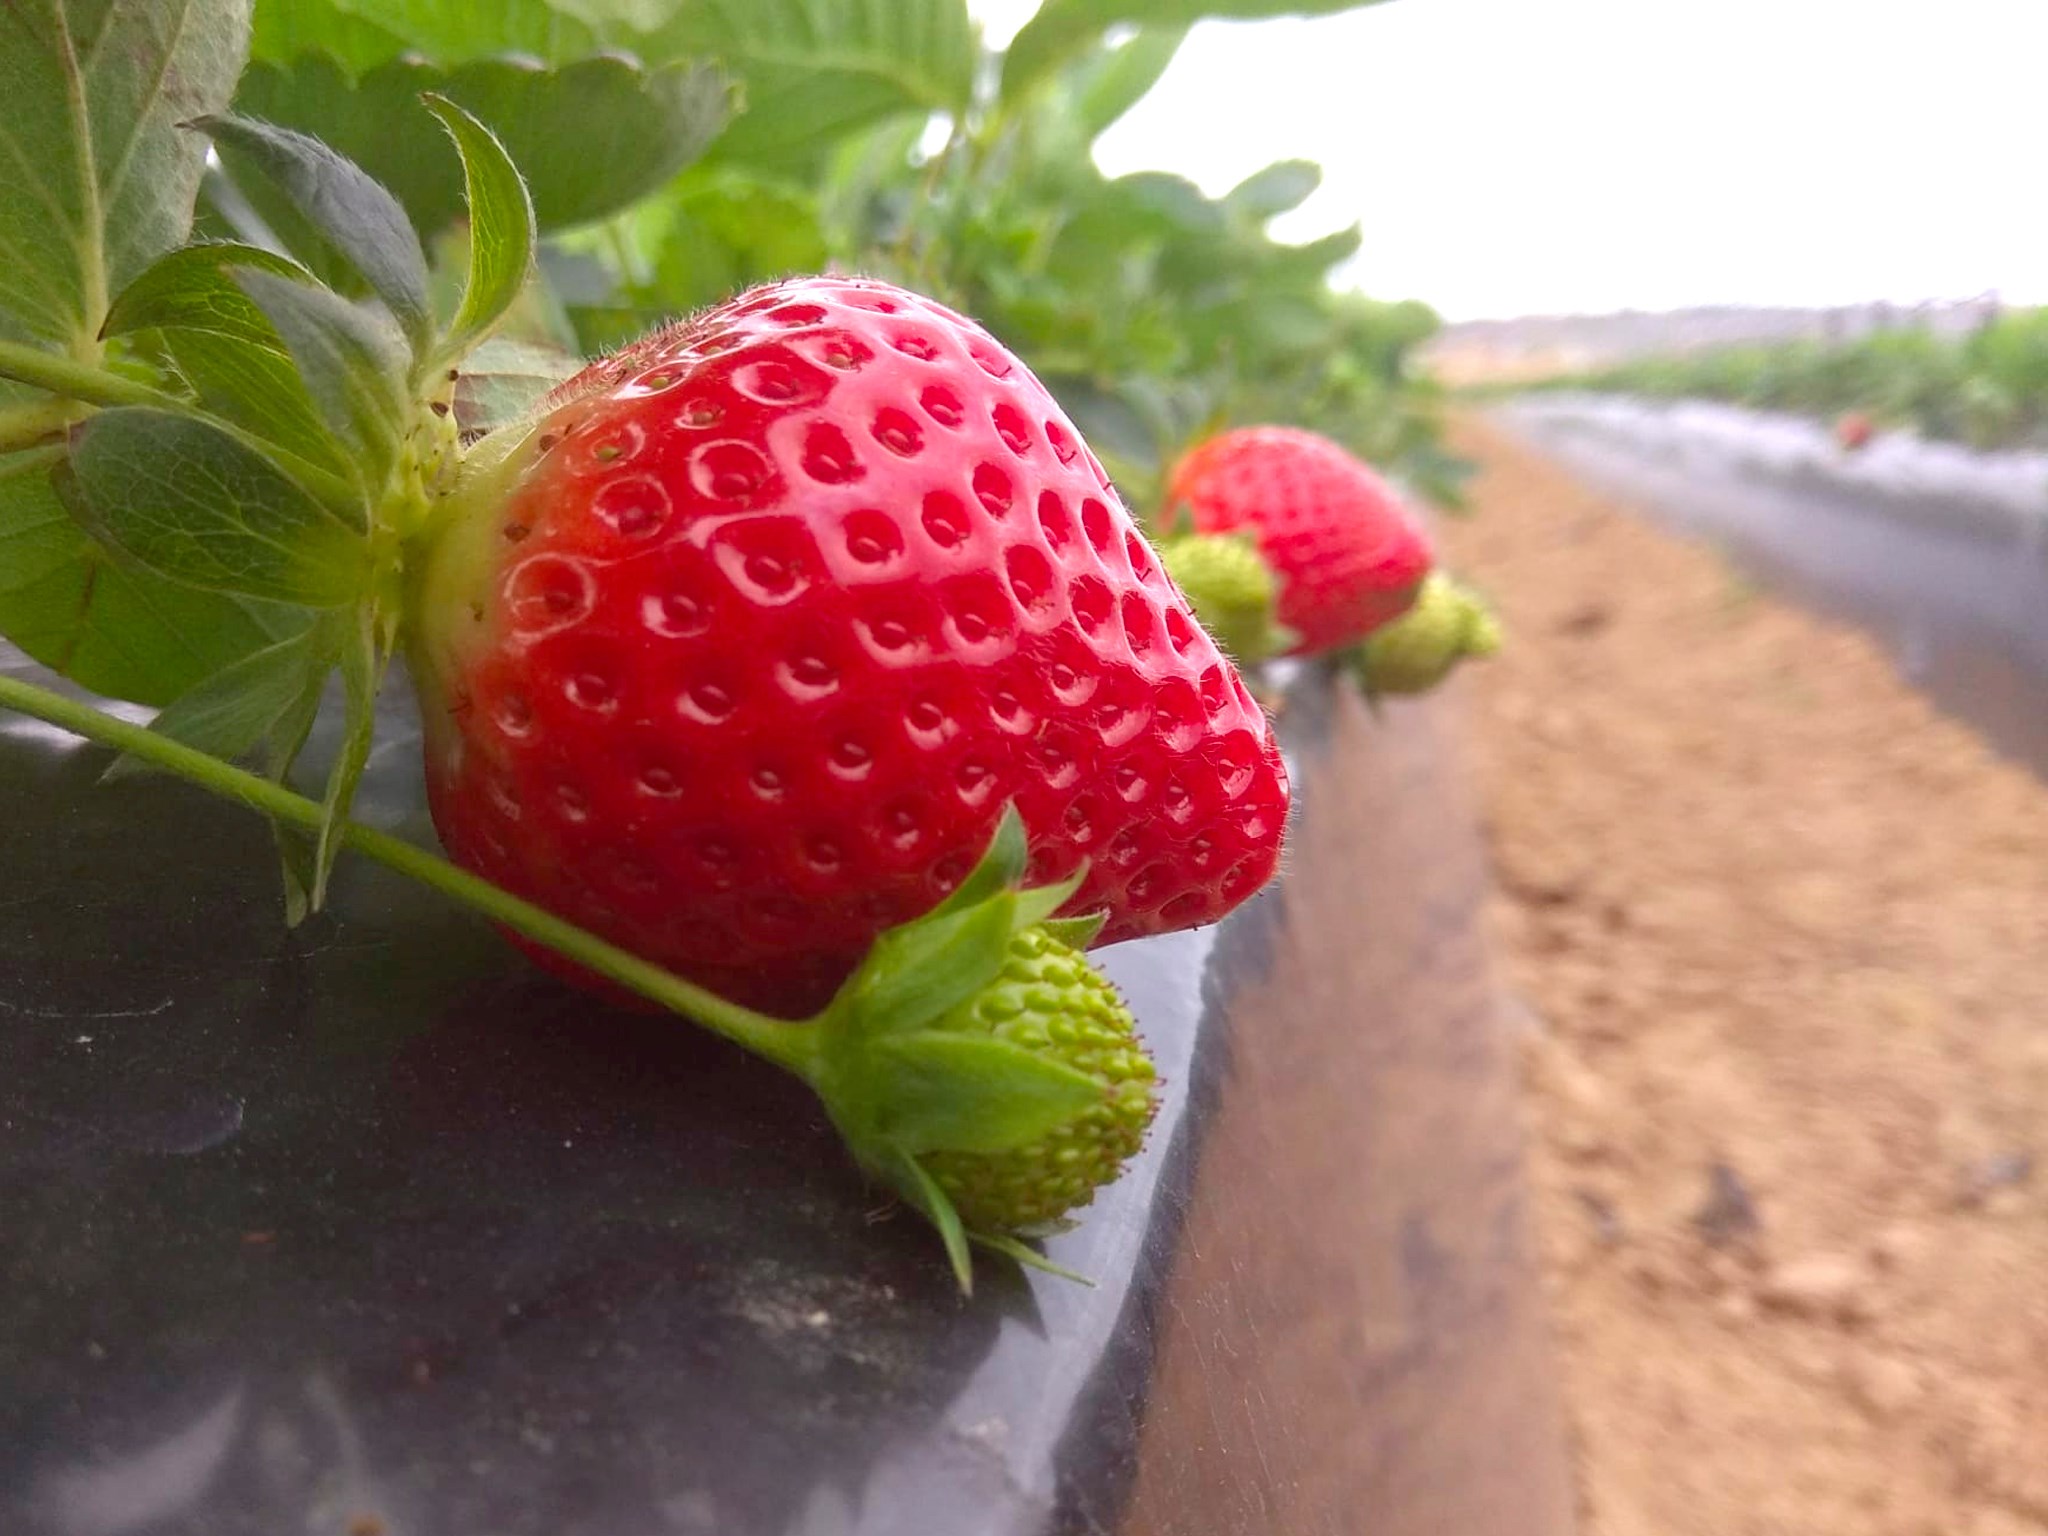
left=971, top=0, right=2048, bottom=320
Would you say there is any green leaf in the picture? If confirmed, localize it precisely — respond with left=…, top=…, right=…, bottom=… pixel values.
left=195, top=113, right=434, bottom=356
left=872, top=1033, right=1101, bottom=1155
left=0, top=0, right=252, bottom=364
left=0, top=443, right=305, bottom=706
left=421, top=95, right=537, bottom=366
left=101, top=242, right=350, bottom=477
left=64, top=408, right=372, bottom=607
left=249, top=0, right=409, bottom=75
left=453, top=338, right=583, bottom=436
left=106, top=619, right=330, bottom=779
left=250, top=0, right=602, bottom=71
left=311, top=604, right=378, bottom=907
left=1224, top=158, right=1320, bottom=221
left=1003, top=0, right=1389, bottom=104
left=547, top=0, right=689, bottom=32
left=649, top=0, right=974, bottom=170
left=886, top=1148, right=973, bottom=1293
left=1071, top=26, right=1186, bottom=139
left=233, top=54, right=733, bottom=235
left=232, top=270, right=411, bottom=493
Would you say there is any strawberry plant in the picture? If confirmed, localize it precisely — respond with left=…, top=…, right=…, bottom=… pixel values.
left=0, top=0, right=1443, bottom=1285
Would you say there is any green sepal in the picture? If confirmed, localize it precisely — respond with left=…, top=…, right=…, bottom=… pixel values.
left=869, top=1033, right=1102, bottom=1156
left=925, top=803, right=1029, bottom=919
left=263, top=656, right=332, bottom=928
left=969, top=1231, right=1095, bottom=1288
left=848, top=894, right=1020, bottom=1038
left=194, top=114, right=434, bottom=360
left=99, top=243, right=351, bottom=480
left=101, top=241, right=314, bottom=339
left=1010, top=866, right=1088, bottom=930
left=1039, top=911, right=1109, bottom=949
left=102, top=619, right=331, bottom=782
left=59, top=408, right=373, bottom=607
left=453, top=339, right=583, bottom=437
left=838, top=806, right=1086, bottom=1036
left=421, top=95, right=537, bottom=371
left=312, top=605, right=382, bottom=910
left=885, top=1148, right=974, bottom=1295
left=231, top=270, right=411, bottom=497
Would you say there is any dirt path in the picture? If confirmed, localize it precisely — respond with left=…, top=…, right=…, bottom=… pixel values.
left=1439, top=416, right=2048, bottom=1536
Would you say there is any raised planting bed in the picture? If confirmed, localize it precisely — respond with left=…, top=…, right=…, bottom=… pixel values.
left=0, top=652, right=1572, bottom=1536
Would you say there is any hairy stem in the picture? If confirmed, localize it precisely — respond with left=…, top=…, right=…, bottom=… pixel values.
left=0, top=672, right=822, bottom=1077
left=0, top=341, right=182, bottom=411
left=0, top=340, right=365, bottom=517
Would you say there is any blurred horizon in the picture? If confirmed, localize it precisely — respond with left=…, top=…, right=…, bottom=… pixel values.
left=971, top=0, right=2048, bottom=323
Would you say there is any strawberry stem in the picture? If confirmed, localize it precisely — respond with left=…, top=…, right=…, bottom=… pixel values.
left=0, top=672, right=822, bottom=1078
left=0, top=340, right=185, bottom=412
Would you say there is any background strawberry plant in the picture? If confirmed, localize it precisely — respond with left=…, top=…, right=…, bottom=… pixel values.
left=0, top=0, right=1455, bottom=871
left=224, top=0, right=1462, bottom=493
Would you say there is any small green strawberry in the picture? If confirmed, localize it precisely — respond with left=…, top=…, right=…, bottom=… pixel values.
left=1158, top=531, right=1298, bottom=665
left=1349, top=573, right=1500, bottom=697
left=804, top=806, right=1158, bottom=1284
left=917, top=925, right=1155, bottom=1232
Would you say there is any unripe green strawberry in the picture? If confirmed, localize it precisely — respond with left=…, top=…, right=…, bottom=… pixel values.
left=1157, top=531, right=1295, bottom=665
left=920, top=925, right=1155, bottom=1231
left=1351, top=573, right=1500, bottom=696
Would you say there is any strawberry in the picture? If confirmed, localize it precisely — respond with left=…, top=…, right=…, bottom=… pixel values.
left=409, top=276, right=1289, bottom=1016
left=1350, top=572, right=1500, bottom=697
left=1834, top=410, right=1874, bottom=451
left=1168, top=426, right=1433, bottom=656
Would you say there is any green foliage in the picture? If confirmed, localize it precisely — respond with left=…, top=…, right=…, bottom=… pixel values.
left=648, top=0, right=977, bottom=171
left=1003, top=0, right=1389, bottom=105
left=538, top=4, right=1456, bottom=508
left=0, top=0, right=253, bottom=370
left=63, top=407, right=372, bottom=606
left=1539, top=311, right=2048, bottom=453
left=0, top=444, right=306, bottom=705
left=102, top=243, right=353, bottom=481
left=0, top=0, right=1456, bottom=871
left=232, top=54, right=734, bottom=236
left=421, top=95, right=541, bottom=366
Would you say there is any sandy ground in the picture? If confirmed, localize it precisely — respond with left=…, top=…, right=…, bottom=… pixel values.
left=1439, top=416, right=2048, bottom=1536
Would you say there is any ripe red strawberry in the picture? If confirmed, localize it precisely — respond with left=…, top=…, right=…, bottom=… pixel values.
left=410, top=277, right=1289, bottom=1016
left=1168, top=426, right=1433, bottom=656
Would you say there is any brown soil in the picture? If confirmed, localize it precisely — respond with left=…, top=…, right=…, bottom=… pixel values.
left=1440, top=416, right=2048, bottom=1536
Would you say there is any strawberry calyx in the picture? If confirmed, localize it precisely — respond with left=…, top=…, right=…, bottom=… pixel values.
left=1156, top=529, right=1300, bottom=665
left=801, top=807, right=1153, bottom=1290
